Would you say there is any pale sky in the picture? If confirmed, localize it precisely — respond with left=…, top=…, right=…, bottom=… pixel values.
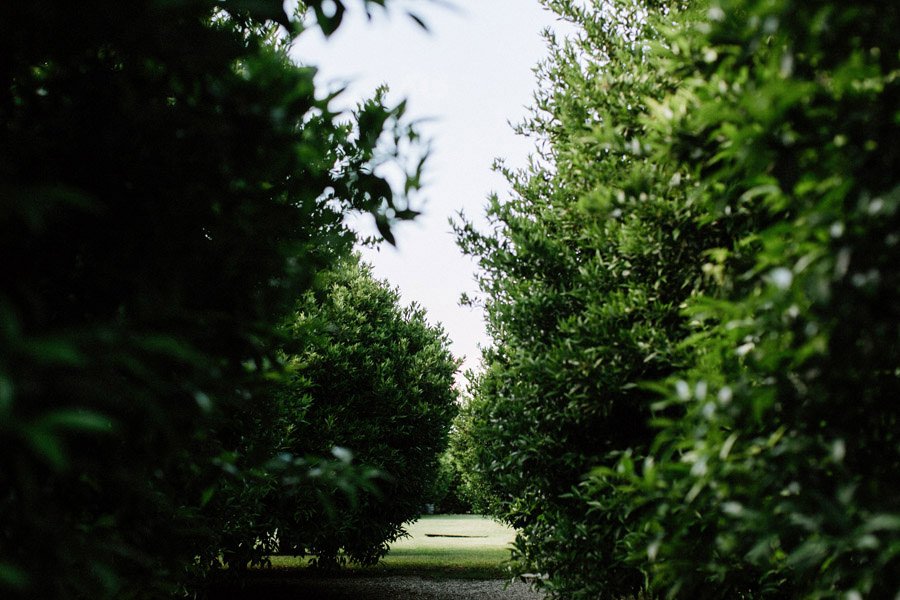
left=290, top=1, right=566, bottom=379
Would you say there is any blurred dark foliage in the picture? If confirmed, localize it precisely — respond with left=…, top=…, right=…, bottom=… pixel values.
left=0, top=0, right=429, bottom=597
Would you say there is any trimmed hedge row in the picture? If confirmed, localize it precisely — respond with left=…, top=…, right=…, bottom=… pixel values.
left=274, top=257, right=459, bottom=566
left=458, top=0, right=900, bottom=597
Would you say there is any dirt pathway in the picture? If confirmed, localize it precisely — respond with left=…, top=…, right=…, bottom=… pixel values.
left=212, top=575, right=545, bottom=599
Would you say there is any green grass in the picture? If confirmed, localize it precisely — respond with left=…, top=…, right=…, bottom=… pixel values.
left=267, top=515, right=517, bottom=579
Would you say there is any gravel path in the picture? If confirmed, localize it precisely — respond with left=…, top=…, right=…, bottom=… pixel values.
left=213, top=575, right=545, bottom=600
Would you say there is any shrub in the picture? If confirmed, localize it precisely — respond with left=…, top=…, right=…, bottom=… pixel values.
left=460, top=0, right=899, bottom=597
left=272, top=257, right=460, bottom=565
left=454, top=1, right=724, bottom=596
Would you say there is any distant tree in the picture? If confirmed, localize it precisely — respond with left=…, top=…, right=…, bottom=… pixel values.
left=426, top=447, right=476, bottom=515
left=272, top=257, right=459, bottom=566
left=0, top=1, right=423, bottom=597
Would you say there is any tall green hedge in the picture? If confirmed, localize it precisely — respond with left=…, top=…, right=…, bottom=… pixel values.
left=459, top=0, right=900, bottom=598
left=0, top=1, right=425, bottom=597
left=455, top=1, right=718, bottom=595
left=600, top=0, right=900, bottom=597
left=272, top=257, right=459, bottom=566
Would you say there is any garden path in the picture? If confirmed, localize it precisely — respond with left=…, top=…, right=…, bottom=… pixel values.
left=214, top=575, right=544, bottom=599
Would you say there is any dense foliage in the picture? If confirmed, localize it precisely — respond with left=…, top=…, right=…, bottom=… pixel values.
left=458, top=0, right=900, bottom=598
left=428, top=448, right=476, bottom=514
left=273, top=257, right=459, bottom=565
left=0, top=1, right=428, bottom=597
left=455, top=0, right=713, bottom=595
left=604, top=0, right=900, bottom=597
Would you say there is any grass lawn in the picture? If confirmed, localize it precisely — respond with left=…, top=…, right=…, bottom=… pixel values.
left=267, top=515, right=516, bottom=579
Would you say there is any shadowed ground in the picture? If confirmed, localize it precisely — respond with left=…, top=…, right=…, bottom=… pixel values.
left=210, top=516, right=545, bottom=599
left=211, top=574, right=543, bottom=599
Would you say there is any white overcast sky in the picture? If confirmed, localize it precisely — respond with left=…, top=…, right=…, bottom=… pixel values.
left=290, top=0, right=567, bottom=378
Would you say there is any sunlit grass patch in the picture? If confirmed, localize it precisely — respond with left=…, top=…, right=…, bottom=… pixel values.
left=268, top=515, right=516, bottom=579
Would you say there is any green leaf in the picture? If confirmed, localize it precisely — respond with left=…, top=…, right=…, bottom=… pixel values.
left=200, top=486, right=216, bottom=507
left=864, top=514, right=900, bottom=533
left=21, top=339, right=85, bottom=367
left=37, top=410, right=115, bottom=433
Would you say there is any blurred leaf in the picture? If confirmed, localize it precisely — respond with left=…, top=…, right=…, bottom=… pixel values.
left=37, top=410, right=115, bottom=433
left=21, top=338, right=85, bottom=367
left=22, top=427, right=67, bottom=470
left=200, top=486, right=216, bottom=508
left=331, top=446, right=353, bottom=463
left=864, top=514, right=900, bottom=533
left=406, top=11, right=428, bottom=31
left=224, top=0, right=291, bottom=27
left=0, top=563, right=29, bottom=591
left=312, top=0, right=346, bottom=37
left=375, top=214, right=396, bottom=245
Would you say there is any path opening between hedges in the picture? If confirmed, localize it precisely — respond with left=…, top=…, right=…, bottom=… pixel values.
left=212, top=515, right=545, bottom=599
